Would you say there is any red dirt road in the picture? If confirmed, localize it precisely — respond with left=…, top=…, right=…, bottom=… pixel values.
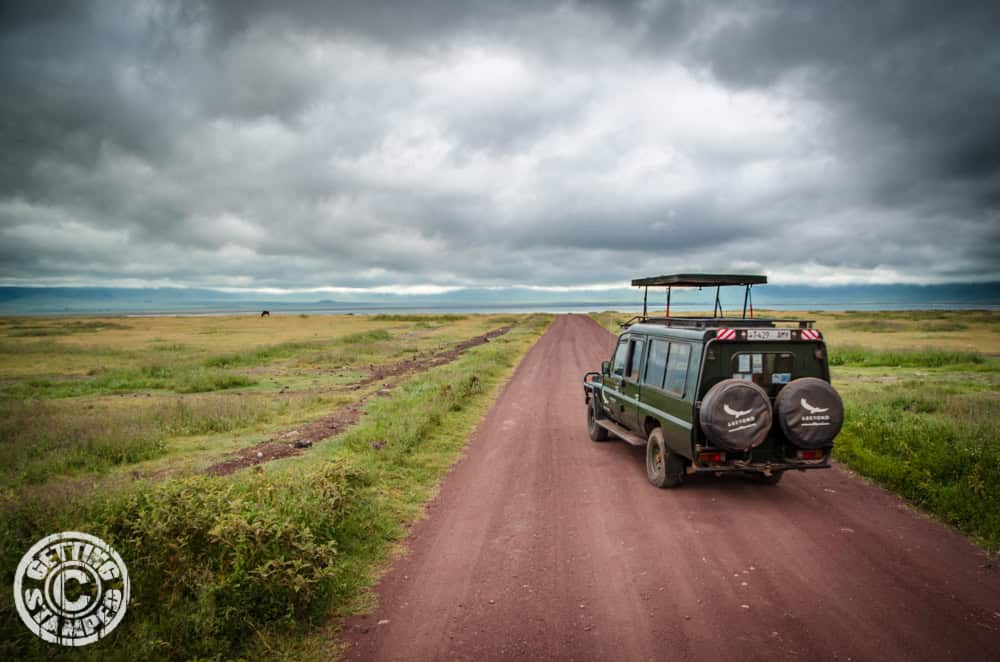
left=342, top=314, right=1000, bottom=661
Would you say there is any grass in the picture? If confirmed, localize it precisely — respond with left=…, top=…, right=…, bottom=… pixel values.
left=0, top=365, right=258, bottom=399
left=202, top=339, right=329, bottom=368
left=0, top=312, right=551, bottom=660
left=5, top=320, right=132, bottom=337
left=833, top=377, right=1000, bottom=550
left=368, top=314, right=467, bottom=322
left=0, top=393, right=330, bottom=488
left=829, top=346, right=986, bottom=368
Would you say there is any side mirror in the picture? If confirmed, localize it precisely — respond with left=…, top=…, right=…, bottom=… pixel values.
left=601, top=361, right=610, bottom=375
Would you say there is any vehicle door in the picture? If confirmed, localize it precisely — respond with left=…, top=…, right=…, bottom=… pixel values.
left=603, top=336, right=630, bottom=424
left=618, top=336, right=645, bottom=432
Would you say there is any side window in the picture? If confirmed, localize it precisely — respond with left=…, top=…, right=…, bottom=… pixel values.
left=643, top=339, right=669, bottom=387
left=611, top=338, right=629, bottom=376
left=626, top=338, right=645, bottom=380
left=664, top=343, right=691, bottom=396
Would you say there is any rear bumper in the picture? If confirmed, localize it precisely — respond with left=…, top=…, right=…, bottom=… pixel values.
left=690, top=459, right=831, bottom=475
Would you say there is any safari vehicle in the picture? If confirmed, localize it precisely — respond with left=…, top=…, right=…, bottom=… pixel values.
left=583, top=274, right=844, bottom=488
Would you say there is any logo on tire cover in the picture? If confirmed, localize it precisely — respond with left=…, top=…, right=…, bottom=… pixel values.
left=800, top=398, right=831, bottom=426
left=724, top=403, right=755, bottom=430
left=724, top=404, right=752, bottom=417
left=800, top=398, right=828, bottom=414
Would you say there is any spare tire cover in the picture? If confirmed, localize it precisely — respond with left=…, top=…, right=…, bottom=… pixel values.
left=775, top=377, right=844, bottom=449
left=699, top=379, right=773, bottom=452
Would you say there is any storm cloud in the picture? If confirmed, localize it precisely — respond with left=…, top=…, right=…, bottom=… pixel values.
left=1, top=0, right=997, bottom=290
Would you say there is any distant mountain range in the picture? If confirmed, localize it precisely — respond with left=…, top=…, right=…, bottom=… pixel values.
left=0, top=283, right=997, bottom=315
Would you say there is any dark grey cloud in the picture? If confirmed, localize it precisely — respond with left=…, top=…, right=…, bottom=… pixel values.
left=0, top=0, right=997, bottom=291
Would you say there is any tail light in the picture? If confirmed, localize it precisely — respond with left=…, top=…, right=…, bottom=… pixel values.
left=698, top=451, right=726, bottom=464
left=796, top=449, right=825, bottom=461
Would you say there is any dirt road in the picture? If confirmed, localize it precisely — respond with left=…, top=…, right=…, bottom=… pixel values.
left=342, top=314, right=1000, bottom=661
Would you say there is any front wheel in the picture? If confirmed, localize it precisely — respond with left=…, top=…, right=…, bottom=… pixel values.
left=646, top=428, right=685, bottom=488
left=587, top=401, right=609, bottom=442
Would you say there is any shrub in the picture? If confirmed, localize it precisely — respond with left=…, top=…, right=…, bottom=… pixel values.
left=0, top=459, right=370, bottom=660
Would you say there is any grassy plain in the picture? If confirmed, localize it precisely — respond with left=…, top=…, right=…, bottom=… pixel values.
left=590, top=309, right=1000, bottom=550
left=0, top=312, right=551, bottom=660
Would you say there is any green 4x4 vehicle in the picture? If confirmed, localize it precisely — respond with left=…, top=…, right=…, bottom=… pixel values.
left=583, top=274, right=844, bottom=488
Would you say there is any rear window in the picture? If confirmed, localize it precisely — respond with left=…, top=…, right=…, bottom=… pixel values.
left=731, top=351, right=795, bottom=393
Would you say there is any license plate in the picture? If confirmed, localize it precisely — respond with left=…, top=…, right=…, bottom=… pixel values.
left=746, top=329, right=790, bottom=341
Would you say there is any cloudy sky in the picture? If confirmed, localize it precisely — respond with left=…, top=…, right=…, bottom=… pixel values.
left=1, top=1, right=998, bottom=293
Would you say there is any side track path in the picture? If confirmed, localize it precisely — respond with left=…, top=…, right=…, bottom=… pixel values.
left=205, top=325, right=513, bottom=476
left=341, top=314, right=1000, bottom=661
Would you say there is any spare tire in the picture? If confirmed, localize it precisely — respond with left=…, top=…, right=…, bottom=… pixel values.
left=775, top=377, right=844, bottom=449
left=699, top=379, right=773, bottom=452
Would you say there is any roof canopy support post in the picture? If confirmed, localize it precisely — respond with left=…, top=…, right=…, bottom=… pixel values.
left=666, top=286, right=671, bottom=318
left=749, top=285, right=754, bottom=319
left=714, top=285, right=722, bottom=317
left=742, top=284, right=750, bottom=319
left=643, top=286, right=648, bottom=318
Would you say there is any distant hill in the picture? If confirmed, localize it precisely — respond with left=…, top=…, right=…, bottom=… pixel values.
left=0, top=283, right=996, bottom=315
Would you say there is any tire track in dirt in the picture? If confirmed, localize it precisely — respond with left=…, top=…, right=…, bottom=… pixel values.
left=205, top=326, right=512, bottom=476
left=340, top=314, right=1000, bottom=662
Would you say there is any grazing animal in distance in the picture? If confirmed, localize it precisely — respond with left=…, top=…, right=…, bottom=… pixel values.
left=260, top=310, right=270, bottom=317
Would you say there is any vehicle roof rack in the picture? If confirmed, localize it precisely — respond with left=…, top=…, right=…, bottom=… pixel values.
left=622, top=273, right=814, bottom=330
left=631, top=274, right=767, bottom=288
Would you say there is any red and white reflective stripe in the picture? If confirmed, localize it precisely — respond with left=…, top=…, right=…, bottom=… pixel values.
left=716, top=328, right=737, bottom=340
left=801, top=328, right=821, bottom=341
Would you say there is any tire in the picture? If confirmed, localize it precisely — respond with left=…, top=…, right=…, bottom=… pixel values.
left=775, top=377, right=844, bottom=450
left=753, top=471, right=784, bottom=486
left=699, top=379, right=773, bottom=452
left=646, top=428, right=685, bottom=488
left=587, top=400, right=609, bottom=442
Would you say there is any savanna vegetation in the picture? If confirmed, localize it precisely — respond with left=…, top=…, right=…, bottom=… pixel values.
left=590, top=309, right=1000, bottom=551
left=0, top=312, right=551, bottom=660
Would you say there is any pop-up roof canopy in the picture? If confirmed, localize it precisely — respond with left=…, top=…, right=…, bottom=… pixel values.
left=629, top=273, right=768, bottom=322
left=631, top=273, right=767, bottom=288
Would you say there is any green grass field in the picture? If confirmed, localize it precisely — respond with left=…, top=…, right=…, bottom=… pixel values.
left=2, top=309, right=998, bottom=659
left=591, top=309, right=1000, bottom=551
left=0, top=312, right=551, bottom=660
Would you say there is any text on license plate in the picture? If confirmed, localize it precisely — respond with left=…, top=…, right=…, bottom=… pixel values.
left=746, top=329, right=791, bottom=341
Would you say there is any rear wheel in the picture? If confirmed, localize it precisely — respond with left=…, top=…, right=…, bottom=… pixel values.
left=587, top=401, right=609, bottom=442
left=646, top=428, right=684, bottom=488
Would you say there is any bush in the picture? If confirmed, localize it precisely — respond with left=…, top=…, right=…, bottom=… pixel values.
left=0, top=459, right=370, bottom=660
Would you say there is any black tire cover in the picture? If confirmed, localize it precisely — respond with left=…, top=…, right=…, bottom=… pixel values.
left=699, top=379, right=773, bottom=452
left=775, top=377, right=844, bottom=449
